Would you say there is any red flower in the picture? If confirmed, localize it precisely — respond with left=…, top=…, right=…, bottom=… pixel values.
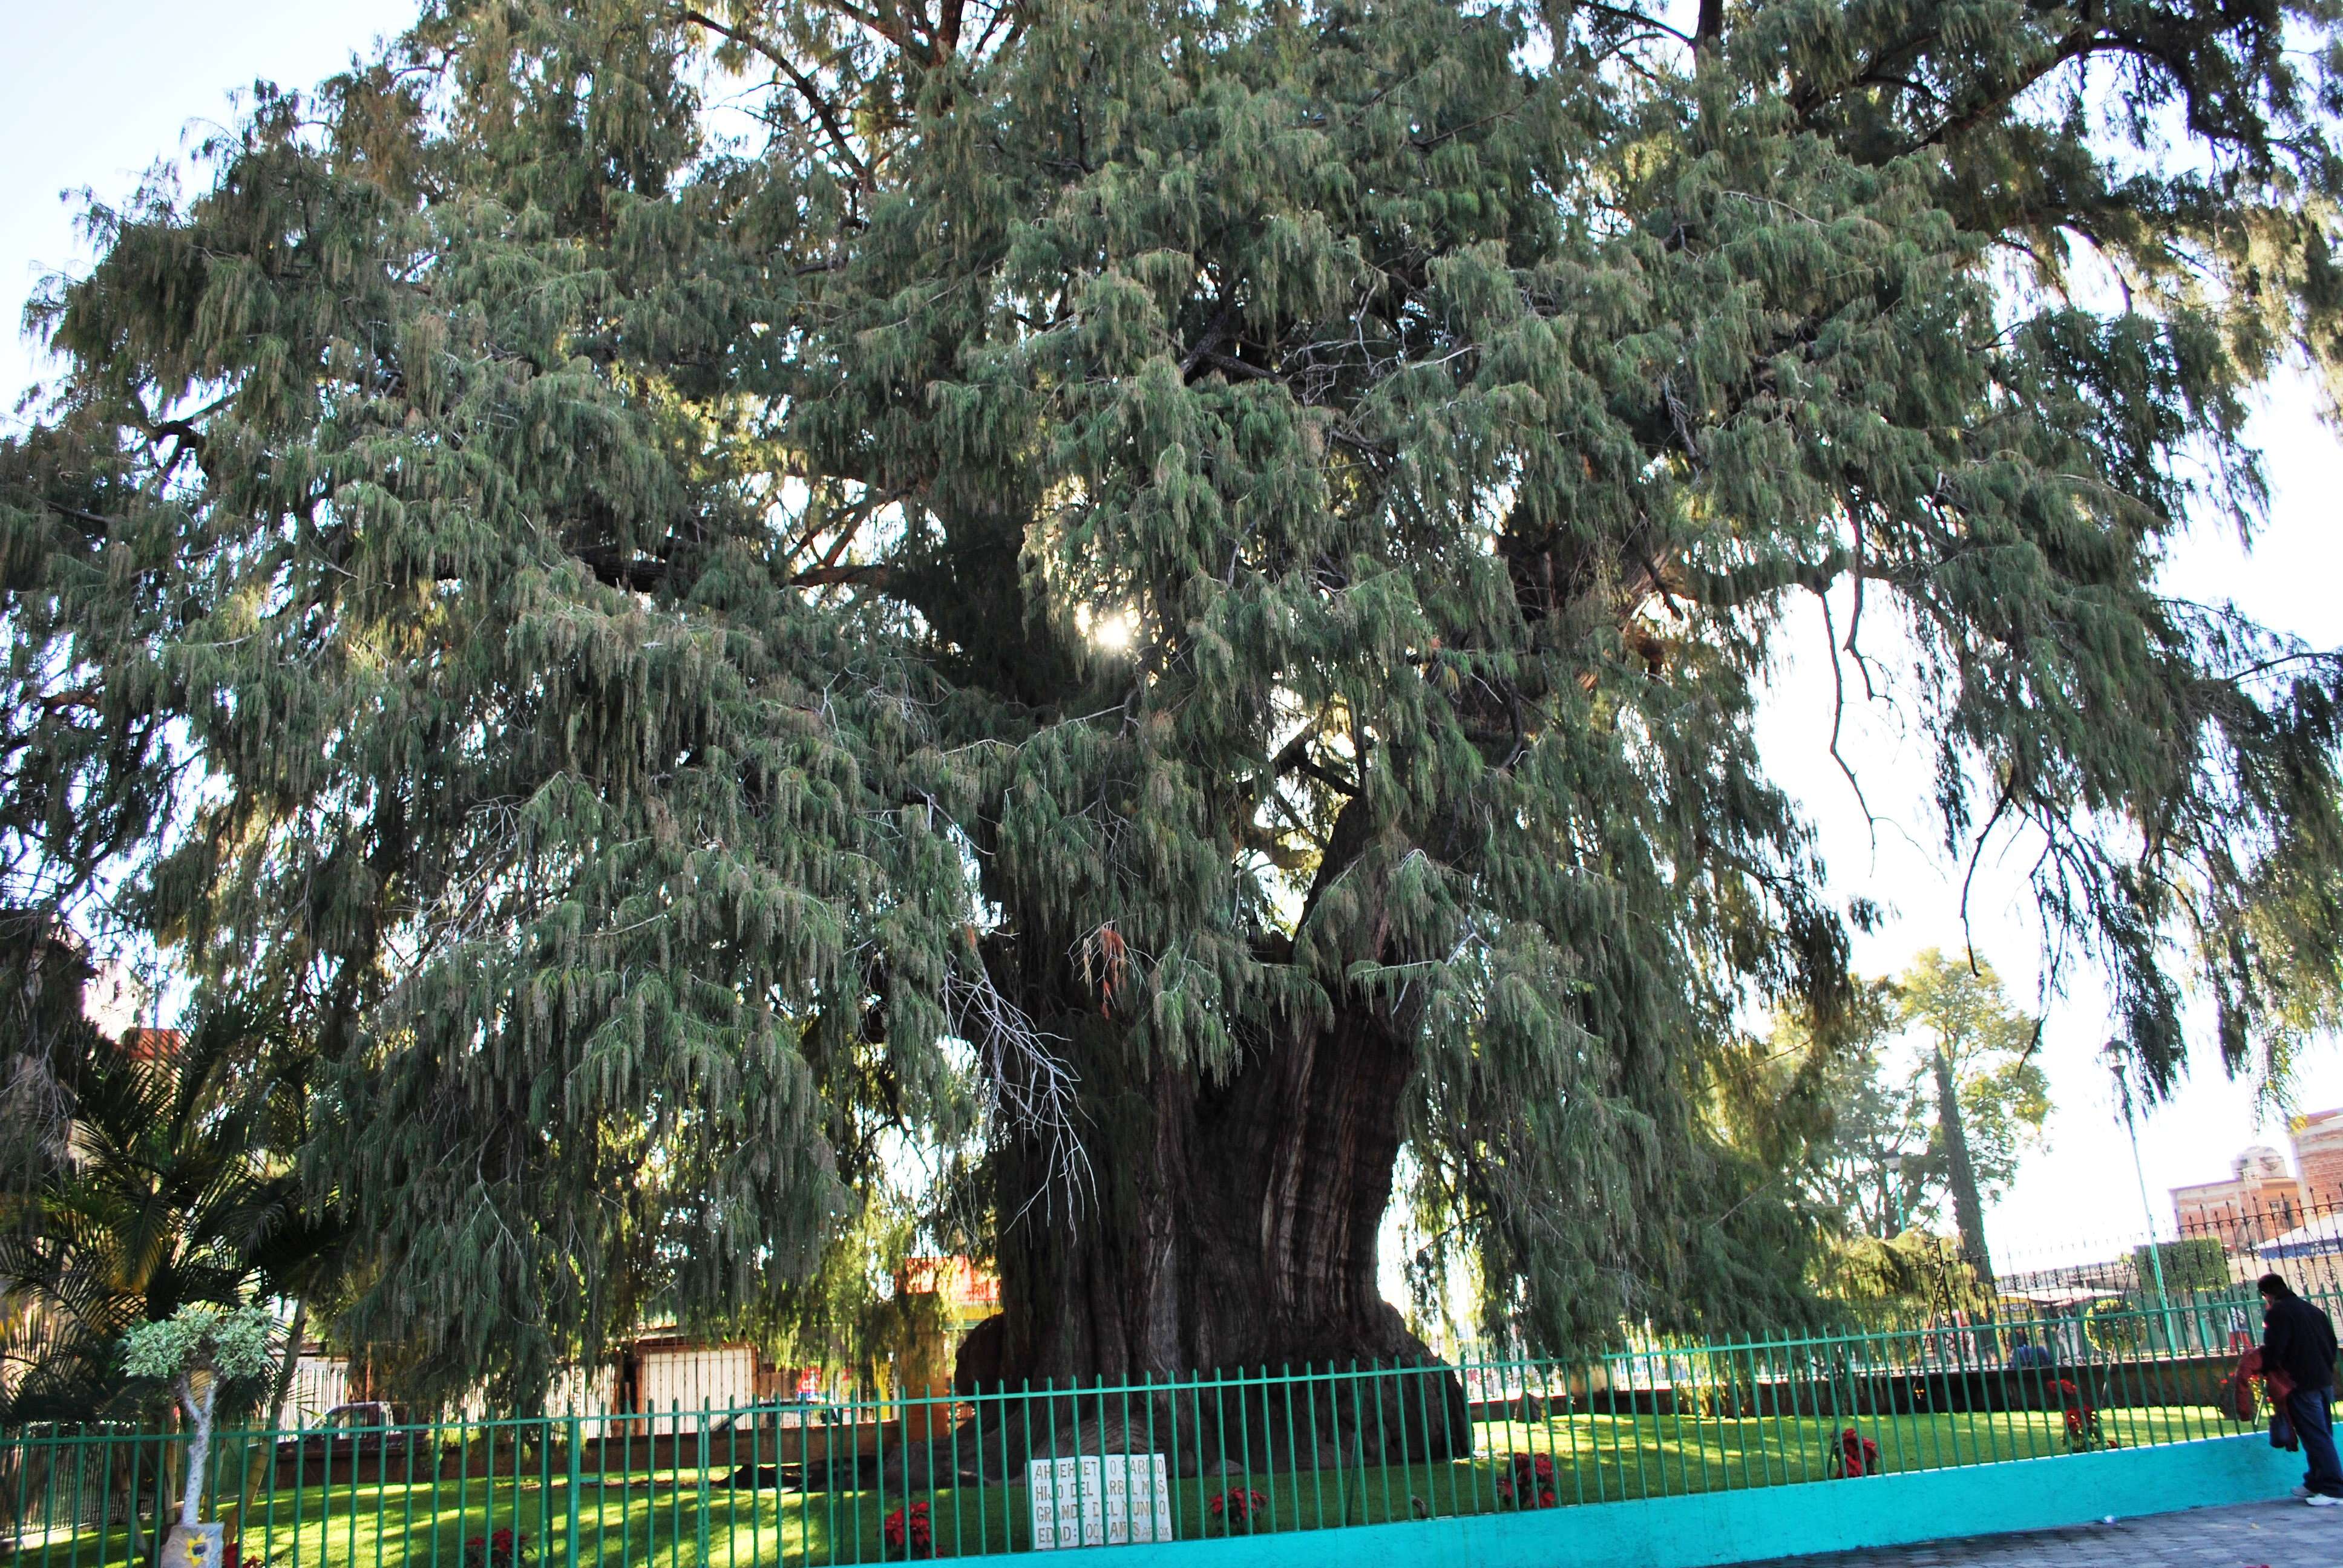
left=883, top=1500, right=934, bottom=1558
left=1206, top=1489, right=1268, bottom=1530
left=2048, top=1379, right=2110, bottom=1450
left=1497, top=1452, right=1560, bottom=1508
left=460, top=1529, right=531, bottom=1568
left=1832, top=1428, right=1880, bottom=1478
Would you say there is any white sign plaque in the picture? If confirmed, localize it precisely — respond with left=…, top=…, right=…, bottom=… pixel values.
left=1027, top=1453, right=1174, bottom=1549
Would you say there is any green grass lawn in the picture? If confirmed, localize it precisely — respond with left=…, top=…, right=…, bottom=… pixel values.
left=3, top=1404, right=2252, bottom=1568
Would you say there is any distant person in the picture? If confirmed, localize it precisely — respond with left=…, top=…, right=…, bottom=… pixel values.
left=2259, top=1273, right=2343, bottom=1505
left=2007, top=1330, right=2054, bottom=1370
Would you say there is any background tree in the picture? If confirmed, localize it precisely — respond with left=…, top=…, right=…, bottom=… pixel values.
left=1898, top=951, right=2050, bottom=1279
left=121, top=1305, right=279, bottom=1534
left=2131, top=1239, right=2232, bottom=1296
left=1726, top=953, right=2045, bottom=1301
left=3, top=0, right=2342, bottom=1428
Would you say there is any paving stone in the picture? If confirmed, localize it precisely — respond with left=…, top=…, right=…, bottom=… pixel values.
left=1726, top=1498, right=2343, bottom=1567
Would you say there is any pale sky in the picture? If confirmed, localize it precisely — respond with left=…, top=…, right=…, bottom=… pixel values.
left=5, top=0, right=2339, bottom=1276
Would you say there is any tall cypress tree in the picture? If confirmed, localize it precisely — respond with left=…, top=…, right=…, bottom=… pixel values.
left=5, top=0, right=2343, bottom=1411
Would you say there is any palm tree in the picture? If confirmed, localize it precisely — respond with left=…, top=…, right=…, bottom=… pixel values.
left=0, top=955, right=348, bottom=1557
left=0, top=1015, right=312, bottom=1417
left=0, top=961, right=347, bottom=1397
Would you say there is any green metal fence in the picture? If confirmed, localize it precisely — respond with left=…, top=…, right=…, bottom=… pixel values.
left=1, top=1298, right=2290, bottom=1568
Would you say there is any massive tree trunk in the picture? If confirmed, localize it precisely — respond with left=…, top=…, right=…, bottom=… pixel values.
left=992, top=998, right=1427, bottom=1381
left=960, top=973, right=1468, bottom=1472
left=945, top=760, right=1470, bottom=1475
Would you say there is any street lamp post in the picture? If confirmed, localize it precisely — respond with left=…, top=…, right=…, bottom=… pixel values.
left=2107, top=1039, right=2180, bottom=1353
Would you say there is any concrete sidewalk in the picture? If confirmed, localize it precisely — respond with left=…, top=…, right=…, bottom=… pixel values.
left=1730, top=1497, right=2342, bottom=1566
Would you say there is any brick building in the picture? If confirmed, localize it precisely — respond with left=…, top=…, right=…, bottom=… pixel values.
left=2291, top=1109, right=2343, bottom=1211
left=2171, top=1145, right=2302, bottom=1247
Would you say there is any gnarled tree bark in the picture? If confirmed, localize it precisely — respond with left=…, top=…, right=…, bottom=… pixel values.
left=962, top=800, right=1469, bottom=1472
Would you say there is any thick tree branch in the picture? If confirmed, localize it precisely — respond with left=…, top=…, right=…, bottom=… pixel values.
left=1692, top=0, right=1723, bottom=63
left=572, top=544, right=668, bottom=593
left=1179, top=295, right=1240, bottom=381
left=1909, top=24, right=2229, bottom=154
left=681, top=8, right=873, bottom=186
left=791, top=563, right=891, bottom=587
left=1573, top=0, right=1694, bottom=45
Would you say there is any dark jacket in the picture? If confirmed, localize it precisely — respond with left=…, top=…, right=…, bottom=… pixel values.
left=2263, top=1294, right=2340, bottom=1394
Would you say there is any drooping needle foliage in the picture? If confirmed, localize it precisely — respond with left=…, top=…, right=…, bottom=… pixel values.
left=4, top=0, right=2341, bottom=1399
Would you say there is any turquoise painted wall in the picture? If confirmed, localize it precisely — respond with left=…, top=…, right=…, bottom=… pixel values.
left=996, top=1436, right=2298, bottom=1568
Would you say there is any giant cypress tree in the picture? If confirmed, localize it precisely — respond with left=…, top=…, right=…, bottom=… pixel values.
left=5, top=0, right=2343, bottom=1410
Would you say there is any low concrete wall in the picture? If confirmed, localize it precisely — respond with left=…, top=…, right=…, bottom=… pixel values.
left=1004, top=1434, right=2296, bottom=1568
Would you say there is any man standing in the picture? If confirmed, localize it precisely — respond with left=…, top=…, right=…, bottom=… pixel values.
left=2261, top=1273, right=2343, bottom=1505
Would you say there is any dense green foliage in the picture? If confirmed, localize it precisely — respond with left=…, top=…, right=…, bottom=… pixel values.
left=119, top=1304, right=279, bottom=1390
left=5, top=0, right=2343, bottom=1397
left=122, top=1304, right=281, bottom=1525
